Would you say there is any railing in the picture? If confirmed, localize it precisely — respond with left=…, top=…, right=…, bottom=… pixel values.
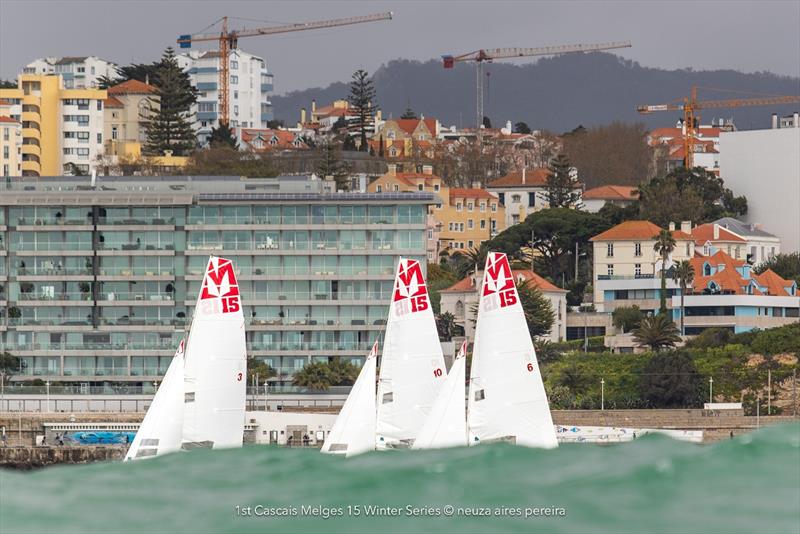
left=3, top=340, right=376, bottom=352
left=97, top=243, right=176, bottom=251
left=185, top=266, right=390, bottom=276
left=98, top=217, right=177, bottom=226
left=16, top=267, right=92, bottom=276
left=245, top=291, right=391, bottom=301
left=185, top=215, right=422, bottom=226
left=96, top=268, right=174, bottom=276
left=97, top=318, right=185, bottom=327
left=7, top=318, right=92, bottom=326
left=97, top=292, right=173, bottom=301
left=0, top=384, right=350, bottom=396
left=13, top=217, right=90, bottom=226
left=596, top=274, right=656, bottom=281
left=62, top=367, right=129, bottom=377
left=248, top=341, right=377, bottom=352
left=10, top=241, right=93, bottom=251
left=17, top=292, right=93, bottom=301
left=248, top=318, right=386, bottom=326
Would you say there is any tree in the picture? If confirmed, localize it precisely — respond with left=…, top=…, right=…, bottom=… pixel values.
left=400, top=107, right=417, bottom=119
left=347, top=69, right=377, bottom=152
left=326, top=358, right=360, bottom=386
left=541, top=153, right=581, bottom=209
left=0, top=352, right=22, bottom=379
left=612, top=305, right=644, bottom=333
left=64, top=162, right=87, bottom=176
left=143, top=47, right=197, bottom=157
left=517, top=280, right=555, bottom=338
left=671, top=260, right=695, bottom=335
left=247, top=357, right=276, bottom=385
left=292, top=362, right=333, bottom=390
left=0, top=79, right=17, bottom=89
left=638, top=350, right=702, bottom=408
left=436, top=312, right=457, bottom=341
left=208, top=123, right=238, bottom=149
left=482, top=116, right=492, bottom=129
left=755, top=252, right=800, bottom=285
left=185, top=147, right=278, bottom=177
left=315, top=141, right=350, bottom=191
left=654, top=229, right=677, bottom=314
left=633, top=314, right=681, bottom=351
left=514, top=122, right=532, bottom=134
left=638, top=167, right=747, bottom=227
left=267, top=119, right=284, bottom=129
left=597, top=202, right=640, bottom=227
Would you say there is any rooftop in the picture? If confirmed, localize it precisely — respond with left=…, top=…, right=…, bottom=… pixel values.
left=108, top=79, right=157, bottom=95
left=443, top=269, right=565, bottom=293
left=714, top=217, right=779, bottom=239
left=591, top=220, right=693, bottom=241
left=691, top=223, right=746, bottom=244
left=488, top=168, right=550, bottom=188
left=582, top=185, right=639, bottom=201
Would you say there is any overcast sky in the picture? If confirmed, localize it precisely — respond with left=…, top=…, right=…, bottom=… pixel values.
left=1, top=1, right=798, bottom=94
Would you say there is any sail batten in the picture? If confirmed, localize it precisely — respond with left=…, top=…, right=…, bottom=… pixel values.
left=376, top=258, right=446, bottom=449
left=467, top=252, right=558, bottom=449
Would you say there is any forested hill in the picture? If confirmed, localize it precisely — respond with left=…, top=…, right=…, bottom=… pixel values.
left=272, top=53, right=800, bottom=132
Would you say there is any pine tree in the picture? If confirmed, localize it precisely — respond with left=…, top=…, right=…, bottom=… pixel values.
left=143, top=47, right=197, bottom=157
left=208, top=123, right=238, bottom=150
left=347, top=69, right=377, bottom=152
left=316, top=141, right=351, bottom=191
left=542, top=153, right=581, bottom=208
left=401, top=107, right=417, bottom=119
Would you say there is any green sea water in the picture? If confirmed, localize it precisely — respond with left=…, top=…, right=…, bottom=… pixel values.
left=1, top=423, right=798, bottom=534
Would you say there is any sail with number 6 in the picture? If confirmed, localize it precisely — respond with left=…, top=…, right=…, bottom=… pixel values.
left=467, top=252, right=558, bottom=448
left=321, top=341, right=379, bottom=457
left=376, top=258, right=447, bottom=448
left=412, top=339, right=468, bottom=450
left=124, top=340, right=186, bottom=461
left=181, top=256, right=247, bottom=450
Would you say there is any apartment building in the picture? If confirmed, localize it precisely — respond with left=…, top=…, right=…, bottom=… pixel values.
left=581, top=185, right=639, bottom=213
left=177, top=49, right=274, bottom=144
left=24, top=56, right=118, bottom=89
left=368, top=165, right=505, bottom=259
left=0, top=115, right=22, bottom=177
left=589, top=220, right=695, bottom=313
left=0, top=175, right=430, bottom=388
left=0, top=75, right=106, bottom=176
left=102, top=79, right=159, bottom=160
left=672, top=250, right=798, bottom=334
left=488, top=168, right=582, bottom=227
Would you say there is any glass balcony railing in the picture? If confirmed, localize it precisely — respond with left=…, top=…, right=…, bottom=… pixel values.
left=247, top=341, right=378, bottom=352
left=97, top=242, right=176, bottom=251
left=8, top=317, right=92, bottom=326
left=247, top=317, right=386, bottom=327
left=63, top=366, right=128, bottom=377
left=245, top=291, right=391, bottom=302
left=16, top=267, right=92, bottom=276
left=98, top=317, right=185, bottom=327
left=13, top=216, right=90, bottom=226
left=97, top=267, right=174, bottom=276
left=10, top=241, right=93, bottom=251
left=17, top=292, right=93, bottom=301
left=98, top=217, right=177, bottom=225
left=97, top=292, right=174, bottom=301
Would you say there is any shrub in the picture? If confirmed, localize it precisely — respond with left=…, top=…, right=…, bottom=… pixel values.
left=612, top=305, right=644, bottom=333
left=638, top=350, right=703, bottom=408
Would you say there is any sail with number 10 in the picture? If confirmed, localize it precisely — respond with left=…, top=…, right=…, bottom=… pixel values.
left=376, top=258, right=447, bottom=448
left=321, top=341, right=379, bottom=457
left=468, top=252, right=558, bottom=448
left=413, top=339, right=468, bottom=450
left=181, top=256, right=247, bottom=450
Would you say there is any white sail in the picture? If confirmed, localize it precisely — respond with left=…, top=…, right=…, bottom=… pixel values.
left=321, top=341, right=378, bottom=457
left=468, top=252, right=558, bottom=448
left=413, top=340, right=468, bottom=450
left=124, top=341, right=186, bottom=461
left=182, top=256, right=247, bottom=449
left=376, top=258, right=446, bottom=448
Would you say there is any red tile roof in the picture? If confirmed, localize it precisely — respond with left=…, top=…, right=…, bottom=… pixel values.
left=0, top=116, right=19, bottom=123
left=0, top=99, right=14, bottom=105
left=104, top=96, right=124, bottom=108
left=443, top=269, right=565, bottom=293
left=240, top=128, right=308, bottom=151
left=449, top=188, right=496, bottom=201
left=688, top=250, right=794, bottom=296
left=488, top=168, right=550, bottom=188
left=582, top=185, right=639, bottom=200
left=754, top=269, right=795, bottom=296
left=394, top=118, right=437, bottom=136
left=591, top=220, right=692, bottom=241
left=691, top=223, right=746, bottom=245
left=108, top=79, right=157, bottom=95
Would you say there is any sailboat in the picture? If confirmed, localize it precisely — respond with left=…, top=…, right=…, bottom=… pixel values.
left=321, top=341, right=378, bottom=457
left=467, top=252, right=558, bottom=448
left=412, top=340, right=468, bottom=450
left=182, top=256, right=247, bottom=449
left=124, top=340, right=186, bottom=461
left=376, top=258, right=447, bottom=449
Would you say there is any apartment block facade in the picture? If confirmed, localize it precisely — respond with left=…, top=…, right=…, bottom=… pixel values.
left=0, top=75, right=106, bottom=176
left=177, top=49, right=274, bottom=144
left=0, top=175, right=430, bottom=388
left=24, top=56, right=118, bottom=89
left=0, top=116, right=22, bottom=177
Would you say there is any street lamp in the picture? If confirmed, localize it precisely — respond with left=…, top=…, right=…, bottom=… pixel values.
left=45, top=380, right=50, bottom=413
left=601, top=378, right=605, bottom=411
left=709, top=376, right=713, bottom=405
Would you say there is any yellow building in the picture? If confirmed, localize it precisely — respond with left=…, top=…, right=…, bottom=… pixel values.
left=0, top=112, right=22, bottom=177
left=0, top=74, right=106, bottom=176
left=103, top=79, right=159, bottom=160
left=368, top=164, right=505, bottom=259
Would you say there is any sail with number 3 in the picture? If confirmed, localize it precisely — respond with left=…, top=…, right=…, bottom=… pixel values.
left=376, top=258, right=446, bottom=449
left=181, top=256, right=247, bottom=450
left=468, top=252, right=558, bottom=448
left=413, top=339, right=468, bottom=450
left=321, top=341, right=379, bottom=457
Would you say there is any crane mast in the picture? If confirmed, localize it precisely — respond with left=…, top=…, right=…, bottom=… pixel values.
left=178, top=12, right=393, bottom=127
left=442, top=41, right=632, bottom=135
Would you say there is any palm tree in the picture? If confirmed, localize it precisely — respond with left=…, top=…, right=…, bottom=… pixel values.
left=633, top=314, right=681, bottom=351
left=671, top=260, right=695, bottom=336
left=653, top=229, right=676, bottom=315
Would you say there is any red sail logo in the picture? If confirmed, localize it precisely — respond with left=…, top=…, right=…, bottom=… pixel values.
left=482, top=252, right=517, bottom=308
left=392, top=259, right=429, bottom=315
left=200, top=257, right=240, bottom=314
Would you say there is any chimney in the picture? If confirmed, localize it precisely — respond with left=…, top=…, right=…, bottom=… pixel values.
left=522, top=168, right=526, bottom=184
left=422, top=164, right=433, bottom=175
left=300, top=108, right=306, bottom=125
left=680, top=221, right=692, bottom=234
left=772, top=113, right=778, bottom=129
left=668, top=222, right=676, bottom=231
left=311, top=100, right=316, bottom=113
left=387, top=163, right=397, bottom=176
left=713, top=224, right=719, bottom=240
left=794, top=112, right=799, bottom=128
left=376, top=109, right=382, bottom=121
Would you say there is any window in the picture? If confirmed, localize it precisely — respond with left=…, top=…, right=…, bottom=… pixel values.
left=459, top=223, right=464, bottom=232
left=607, top=264, right=614, bottom=276
left=635, top=263, right=642, bottom=276
left=234, top=105, right=239, bottom=116
left=468, top=240, right=474, bottom=248
left=634, top=242, right=642, bottom=256
left=376, top=185, right=382, bottom=193
left=685, top=242, right=690, bottom=256
left=467, top=219, right=474, bottom=229
left=480, top=220, right=486, bottom=229
left=417, top=184, right=423, bottom=191
left=528, top=192, right=536, bottom=206
left=456, top=202, right=462, bottom=211
left=491, top=203, right=497, bottom=212
left=435, top=203, right=442, bottom=209
left=2, top=164, right=8, bottom=176
left=434, top=184, right=440, bottom=192
left=511, top=194, right=521, bottom=203
left=479, top=202, right=485, bottom=212
left=467, top=202, right=474, bottom=211
left=231, top=60, right=238, bottom=70
left=607, top=243, right=614, bottom=257
left=2, top=146, right=8, bottom=159
left=111, top=126, right=118, bottom=140
left=230, top=75, right=239, bottom=84
left=198, top=102, right=216, bottom=112
left=3, top=128, right=9, bottom=141
left=427, top=230, right=432, bottom=239
left=511, top=214, right=520, bottom=224
left=233, top=90, right=238, bottom=100
left=96, top=133, right=102, bottom=144
left=393, top=184, right=399, bottom=192
left=97, top=100, right=102, bottom=111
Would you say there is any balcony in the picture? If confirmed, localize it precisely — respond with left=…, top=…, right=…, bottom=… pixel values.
left=11, top=241, right=92, bottom=252
left=596, top=274, right=655, bottom=281
left=21, top=160, right=41, bottom=174
left=21, top=144, right=40, bottom=157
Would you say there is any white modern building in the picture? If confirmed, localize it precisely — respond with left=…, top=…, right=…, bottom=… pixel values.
left=177, top=49, right=274, bottom=145
left=719, top=119, right=800, bottom=252
left=23, top=56, right=118, bottom=89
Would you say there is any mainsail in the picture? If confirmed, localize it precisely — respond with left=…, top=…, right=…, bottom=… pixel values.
left=182, top=256, right=247, bottom=449
left=467, top=252, right=558, bottom=448
left=376, top=258, right=446, bottom=448
left=413, top=340, right=468, bottom=450
left=321, top=341, right=378, bottom=457
left=124, top=341, right=186, bottom=461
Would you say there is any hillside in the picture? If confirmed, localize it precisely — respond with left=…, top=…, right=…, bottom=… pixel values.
left=272, top=53, right=800, bottom=132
